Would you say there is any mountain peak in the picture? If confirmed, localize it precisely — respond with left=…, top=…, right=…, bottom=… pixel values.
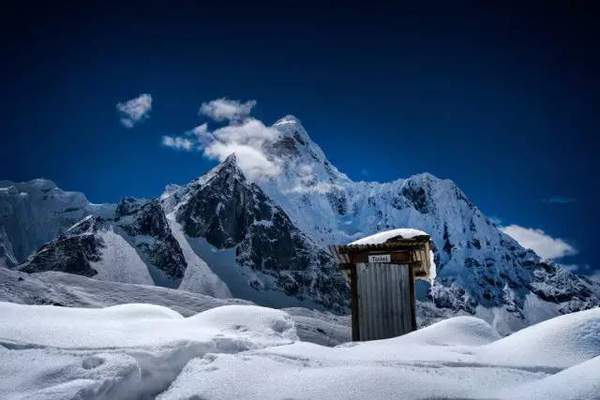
left=222, top=152, right=238, bottom=166
left=210, top=153, right=246, bottom=180
left=273, top=115, right=302, bottom=127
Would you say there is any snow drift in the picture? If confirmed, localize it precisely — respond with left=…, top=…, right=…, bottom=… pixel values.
left=0, top=302, right=296, bottom=399
left=1, top=301, right=599, bottom=399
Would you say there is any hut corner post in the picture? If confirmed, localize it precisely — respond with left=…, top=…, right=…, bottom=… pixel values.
left=350, top=264, right=360, bottom=341
left=409, top=265, right=417, bottom=332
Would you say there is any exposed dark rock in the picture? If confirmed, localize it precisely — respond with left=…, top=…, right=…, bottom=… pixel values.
left=175, top=155, right=349, bottom=312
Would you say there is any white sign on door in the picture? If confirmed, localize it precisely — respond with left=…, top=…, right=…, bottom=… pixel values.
left=368, top=254, right=391, bottom=263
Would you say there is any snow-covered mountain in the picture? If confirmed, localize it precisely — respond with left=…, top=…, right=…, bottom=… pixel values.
left=4, top=157, right=348, bottom=312
left=0, top=179, right=114, bottom=268
left=2, top=115, right=599, bottom=333
left=256, top=116, right=600, bottom=333
left=159, top=154, right=347, bottom=310
left=19, top=197, right=188, bottom=288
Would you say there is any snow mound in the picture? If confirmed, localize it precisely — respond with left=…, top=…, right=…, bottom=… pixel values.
left=0, top=268, right=344, bottom=346
left=2, top=301, right=599, bottom=399
left=500, top=355, right=600, bottom=399
left=160, top=308, right=600, bottom=400
left=186, top=304, right=299, bottom=343
left=479, top=307, right=600, bottom=368
left=349, top=228, right=429, bottom=245
left=397, top=316, right=501, bottom=346
left=0, top=302, right=295, bottom=350
left=0, top=302, right=297, bottom=399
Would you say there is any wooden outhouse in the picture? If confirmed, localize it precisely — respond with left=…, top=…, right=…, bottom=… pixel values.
left=329, top=229, right=434, bottom=341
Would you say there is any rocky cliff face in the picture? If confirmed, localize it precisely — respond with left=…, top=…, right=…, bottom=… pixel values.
left=19, top=216, right=104, bottom=276
left=165, top=155, right=348, bottom=312
left=115, top=197, right=187, bottom=280
left=19, top=197, right=187, bottom=287
left=0, top=179, right=114, bottom=266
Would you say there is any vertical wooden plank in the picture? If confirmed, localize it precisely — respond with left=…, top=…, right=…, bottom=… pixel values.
left=382, top=265, right=390, bottom=338
left=351, top=264, right=360, bottom=341
left=400, top=264, right=409, bottom=334
left=392, top=265, right=399, bottom=337
left=375, top=264, right=383, bottom=339
left=409, top=265, right=417, bottom=331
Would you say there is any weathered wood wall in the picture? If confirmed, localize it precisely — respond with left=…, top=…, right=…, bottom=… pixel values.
left=356, top=263, right=414, bottom=340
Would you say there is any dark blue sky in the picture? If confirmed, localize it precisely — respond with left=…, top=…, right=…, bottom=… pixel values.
left=1, top=1, right=598, bottom=274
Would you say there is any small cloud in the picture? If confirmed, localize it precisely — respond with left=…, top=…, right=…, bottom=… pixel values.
left=501, top=224, right=577, bottom=260
left=203, top=118, right=282, bottom=179
left=187, top=123, right=208, bottom=139
left=542, top=195, right=575, bottom=204
left=199, top=98, right=256, bottom=122
left=162, top=136, right=193, bottom=151
left=116, top=94, right=153, bottom=128
left=161, top=124, right=209, bottom=152
left=162, top=100, right=283, bottom=180
left=360, top=168, right=370, bottom=177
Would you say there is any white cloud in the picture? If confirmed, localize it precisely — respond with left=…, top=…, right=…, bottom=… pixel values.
left=203, top=118, right=282, bottom=179
left=162, top=136, right=193, bottom=151
left=187, top=123, right=208, bottom=139
left=501, top=224, right=577, bottom=260
left=199, top=98, right=256, bottom=122
left=116, top=94, right=153, bottom=128
left=161, top=124, right=209, bottom=152
left=162, top=99, right=283, bottom=180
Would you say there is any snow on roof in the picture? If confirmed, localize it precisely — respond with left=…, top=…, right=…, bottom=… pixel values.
left=349, top=228, right=430, bottom=246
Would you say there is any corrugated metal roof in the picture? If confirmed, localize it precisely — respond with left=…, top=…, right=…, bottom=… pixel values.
left=334, top=235, right=432, bottom=254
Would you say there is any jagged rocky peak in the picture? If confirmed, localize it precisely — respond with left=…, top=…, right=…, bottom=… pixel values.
left=173, top=154, right=349, bottom=311
left=67, top=215, right=102, bottom=235
left=116, top=197, right=150, bottom=216
left=272, top=115, right=315, bottom=152
left=115, top=197, right=175, bottom=240
left=176, top=153, right=268, bottom=248
left=18, top=192, right=188, bottom=284
left=269, top=115, right=344, bottom=177
left=19, top=216, right=104, bottom=277
left=115, top=196, right=187, bottom=280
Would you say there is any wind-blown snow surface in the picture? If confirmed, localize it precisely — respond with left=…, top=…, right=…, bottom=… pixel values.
left=1, top=302, right=598, bottom=400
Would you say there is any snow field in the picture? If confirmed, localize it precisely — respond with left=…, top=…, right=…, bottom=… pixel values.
left=1, top=301, right=599, bottom=400
left=0, top=303, right=296, bottom=399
